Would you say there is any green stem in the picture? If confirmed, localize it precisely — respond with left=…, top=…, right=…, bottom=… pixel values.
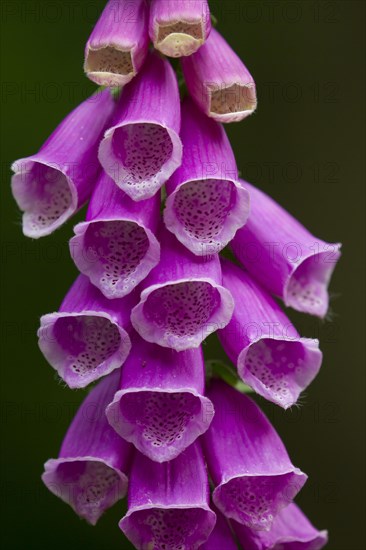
left=205, top=360, right=254, bottom=394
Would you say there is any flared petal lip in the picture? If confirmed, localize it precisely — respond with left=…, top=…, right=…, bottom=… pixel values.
left=85, top=69, right=135, bottom=88
left=271, top=530, right=329, bottom=547
left=121, top=503, right=216, bottom=515
left=38, top=310, right=132, bottom=389
left=207, top=83, right=257, bottom=123
left=106, top=388, right=215, bottom=463
left=152, top=13, right=209, bottom=58
left=213, top=469, right=308, bottom=529
left=237, top=336, right=323, bottom=409
left=70, top=219, right=161, bottom=299
left=164, top=178, right=250, bottom=256
left=119, top=504, right=216, bottom=546
left=99, top=120, right=183, bottom=201
left=214, top=468, right=308, bottom=487
left=42, top=456, right=128, bottom=526
left=283, top=244, right=342, bottom=319
left=11, top=157, right=78, bottom=239
left=131, top=278, right=235, bottom=351
left=156, top=33, right=205, bottom=58
left=84, top=43, right=138, bottom=88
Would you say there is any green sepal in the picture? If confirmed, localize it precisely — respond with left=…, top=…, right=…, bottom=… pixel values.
left=211, top=13, right=218, bottom=27
left=110, top=87, right=122, bottom=101
left=205, top=360, right=254, bottom=394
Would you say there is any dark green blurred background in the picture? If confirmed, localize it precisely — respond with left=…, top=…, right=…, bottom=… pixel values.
left=0, top=1, right=365, bottom=548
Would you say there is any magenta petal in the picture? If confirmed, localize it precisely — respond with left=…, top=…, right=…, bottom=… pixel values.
left=231, top=181, right=341, bottom=318
left=201, top=506, right=237, bottom=550
left=84, top=0, right=149, bottom=87
left=219, top=260, right=323, bottom=408
left=233, top=503, right=328, bottom=550
left=42, top=371, right=132, bottom=525
left=164, top=98, right=250, bottom=256
left=181, top=28, right=257, bottom=123
left=38, top=274, right=136, bottom=388
left=203, top=380, right=307, bottom=531
left=11, top=90, right=115, bottom=238
left=70, top=172, right=160, bottom=299
left=99, top=52, right=182, bottom=201
left=149, top=0, right=211, bottom=57
left=119, top=443, right=216, bottom=549
left=106, top=333, right=214, bottom=462
left=131, top=227, right=234, bottom=351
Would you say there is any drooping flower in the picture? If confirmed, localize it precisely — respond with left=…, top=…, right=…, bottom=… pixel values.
left=42, top=370, right=132, bottom=525
left=69, top=171, right=160, bottom=299
left=131, top=226, right=234, bottom=351
left=149, top=0, right=211, bottom=57
left=11, top=90, right=115, bottom=238
left=84, top=0, right=149, bottom=87
left=231, top=181, right=341, bottom=318
left=201, top=505, right=237, bottom=550
left=219, top=259, right=323, bottom=408
left=38, top=274, right=135, bottom=388
left=203, top=379, right=307, bottom=531
left=233, top=503, right=328, bottom=550
left=164, top=98, right=250, bottom=256
left=181, top=28, right=257, bottom=123
left=119, top=443, right=216, bottom=549
left=99, top=51, right=182, bottom=201
left=106, top=333, right=214, bottom=462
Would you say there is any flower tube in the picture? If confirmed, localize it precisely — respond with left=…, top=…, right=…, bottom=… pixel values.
left=42, top=370, right=132, bottom=525
left=149, top=0, right=211, bottom=57
left=181, top=28, right=257, bottom=123
left=70, top=171, right=160, bottom=299
left=84, top=0, right=149, bottom=87
left=233, top=503, right=328, bottom=550
left=11, top=90, right=115, bottom=238
left=106, top=333, right=214, bottom=462
left=99, top=51, right=182, bottom=201
left=203, top=380, right=307, bottom=531
left=231, top=181, right=342, bottom=318
left=131, top=227, right=234, bottom=351
left=164, top=98, right=250, bottom=256
left=119, top=443, right=216, bottom=549
left=218, top=260, right=322, bottom=408
left=201, top=506, right=237, bottom=550
left=38, top=274, right=135, bottom=389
